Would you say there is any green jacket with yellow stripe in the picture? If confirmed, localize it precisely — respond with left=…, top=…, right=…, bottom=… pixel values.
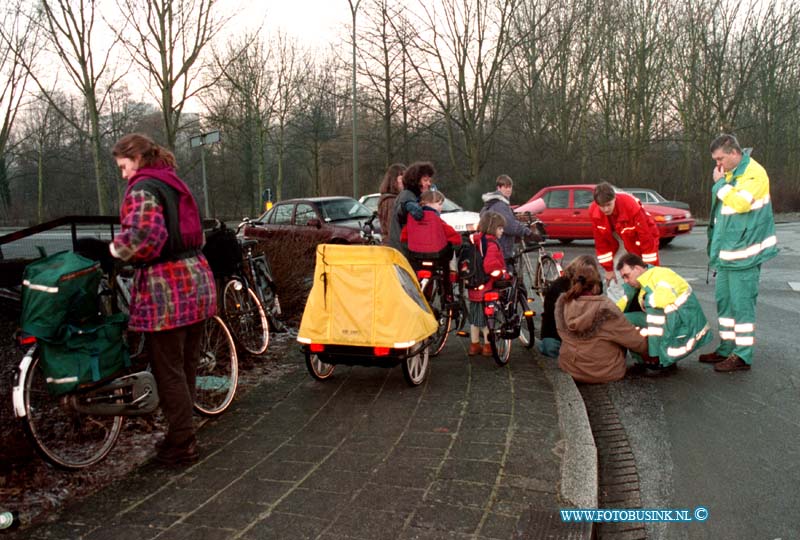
left=707, top=149, right=778, bottom=269
left=618, top=266, right=712, bottom=365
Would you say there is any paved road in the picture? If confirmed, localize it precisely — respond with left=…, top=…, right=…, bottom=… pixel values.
left=17, top=337, right=577, bottom=540
left=555, top=223, right=800, bottom=539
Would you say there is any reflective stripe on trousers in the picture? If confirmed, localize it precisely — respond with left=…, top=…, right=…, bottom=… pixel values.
left=714, top=265, right=760, bottom=364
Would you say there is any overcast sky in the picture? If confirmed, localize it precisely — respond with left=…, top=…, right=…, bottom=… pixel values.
left=232, top=0, right=353, bottom=50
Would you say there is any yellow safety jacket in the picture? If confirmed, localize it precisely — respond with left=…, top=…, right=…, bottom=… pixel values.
left=617, top=266, right=711, bottom=365
left=707, top=150, right=778, bottom=269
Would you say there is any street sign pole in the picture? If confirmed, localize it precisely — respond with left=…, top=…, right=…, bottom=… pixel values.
left=189, top=130, right=221, bottom=218
left=200, top=148, right=209, bottom=216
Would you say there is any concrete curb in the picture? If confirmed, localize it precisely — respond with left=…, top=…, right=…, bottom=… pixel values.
left=539, top=358, right=598, bottom=510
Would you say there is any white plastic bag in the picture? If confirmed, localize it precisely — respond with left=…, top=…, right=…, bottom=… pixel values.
left=605, top=278, right=625, bottom=304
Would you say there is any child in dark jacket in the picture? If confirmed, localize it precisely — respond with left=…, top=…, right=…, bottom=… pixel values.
left=539, top=275, right=570, bottom=358
left=467, top=211, right=508, bottom=356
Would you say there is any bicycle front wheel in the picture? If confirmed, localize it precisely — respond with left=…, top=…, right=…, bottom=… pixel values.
left=19, top=347, right=124, bottom=470
left=535, top=255, right=562, bottom=299
left=223, top=278, right=269, bottom=355
left=424, top=278, right=452, bottom=356
left=193, top=316, right=239, bottom=417
left=516, top=291, right=536, bottom=349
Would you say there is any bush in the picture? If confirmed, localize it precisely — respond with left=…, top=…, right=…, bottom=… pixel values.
left=257, top=232, right=317, bottom=324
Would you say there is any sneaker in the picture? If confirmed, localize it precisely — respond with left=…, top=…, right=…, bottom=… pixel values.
left=714, top=354, right=750, bottom=372
left=481, top=343, right=493, bottom=357
left=644, top=363, right=678, bottom=377
left=698, top=352, right=727, bottom=363
left=156, top=439, right=199, bottom=466
left=626, top=363, right=648, bottom=377
left=468, top=342, right=482, bottom=356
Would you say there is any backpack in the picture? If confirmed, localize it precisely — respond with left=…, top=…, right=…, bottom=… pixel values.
left=458, top=235, right=490, bottom=289
left=21, top=250, right=130, bottom=395
left=202, top=222, right=242, bottom=278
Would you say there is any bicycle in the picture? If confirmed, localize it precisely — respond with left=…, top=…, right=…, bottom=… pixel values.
left=412, top=254, right=468, bottom=356
left=11, top=260, right=238, bottom=470
left=360, top=212, right=382, bottom=245
left=482, top=243, right=538, bottom=365
left=514, top=212, right=565, bottom=300
left=218, top=219, right=284, bottom=355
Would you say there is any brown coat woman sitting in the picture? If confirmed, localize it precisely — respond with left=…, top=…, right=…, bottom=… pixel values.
left=555, top=255, right=648, bottom=383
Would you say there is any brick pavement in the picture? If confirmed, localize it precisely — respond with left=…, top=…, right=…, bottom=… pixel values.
left=18, top=338, right=593, bottom=540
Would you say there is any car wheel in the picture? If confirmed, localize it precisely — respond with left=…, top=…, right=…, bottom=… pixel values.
left=659, top=237, right=674, bottom=247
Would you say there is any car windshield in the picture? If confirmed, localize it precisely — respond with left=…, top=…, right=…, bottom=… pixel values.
left=318, top=199, right=373, bottom=222
left=361, top=196, right=379, bottom=211
left=441, top=198, right=463, bottom=212
left=626, top=189, right=667, bottom=203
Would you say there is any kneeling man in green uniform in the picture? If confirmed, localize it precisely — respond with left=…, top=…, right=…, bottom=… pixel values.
left=615, top=253, right=712, bottom=371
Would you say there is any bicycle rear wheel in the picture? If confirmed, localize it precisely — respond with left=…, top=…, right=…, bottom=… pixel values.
left=252, top=258, right=286, bottom=332
left=516, top=291, right=536, bottom=349
left=19, top=346, right=124, bottom=470
left=424, top=278, right=452, bottom=356
left=535, top=255, right=562, bottom=299
left=451, top=281, right=469, bottom=332
left=487, top=306, right=512, bottom=366
left=193, top=316, right=239, bottom=417
left=222, top=277, right=269, bottom=355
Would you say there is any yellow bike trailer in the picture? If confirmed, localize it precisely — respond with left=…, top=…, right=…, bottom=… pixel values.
left=298, top=244, right=438, bottom=386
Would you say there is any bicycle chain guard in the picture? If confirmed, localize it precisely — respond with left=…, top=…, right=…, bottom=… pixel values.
left=69, top=371, right=159, bottom=417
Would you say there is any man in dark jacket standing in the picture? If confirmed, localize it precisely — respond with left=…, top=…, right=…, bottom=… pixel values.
left=480, top=175, right=533, bottom=263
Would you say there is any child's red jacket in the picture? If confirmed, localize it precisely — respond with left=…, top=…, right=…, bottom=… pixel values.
left=467, top=232, right=507, bottom=302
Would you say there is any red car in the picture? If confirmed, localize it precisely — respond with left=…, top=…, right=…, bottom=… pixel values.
left=523, top=184, right=694, bottom=246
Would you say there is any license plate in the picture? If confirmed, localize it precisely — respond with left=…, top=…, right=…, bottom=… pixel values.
left=678, top=223, right=690, bottom=231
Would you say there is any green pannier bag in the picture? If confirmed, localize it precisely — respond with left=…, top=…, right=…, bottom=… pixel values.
left=38, top=313, right=131, bottom=395
left=21, top=250, right=131, bottom=395
left=21, top=251, right=103, bottom=341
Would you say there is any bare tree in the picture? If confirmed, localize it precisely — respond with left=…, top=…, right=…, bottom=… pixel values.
left=0, top=0, right=38, bottom=214
left=207, top=32, right=273, bottom=213
left=205, top=31, right=304, bottom=209
left=593, top=0, right=674, bottom=183
left=506, top=0, right=558, bottom=177
left=116, top=0, right=230, bottom=149
left=21, top=96, right=58, bottom=222
left=294, top=56, right=348, bottom=196
left=267, top=35, right=305, bottom=201
left=18, top=0, right=126, bottom=214
left=358, top=0, right=424, bottom=166
left=400, top=0, right=522, bottom=183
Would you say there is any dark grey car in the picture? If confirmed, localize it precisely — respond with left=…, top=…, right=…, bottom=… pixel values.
left=623, top=188, right=691, bottom=211
left=242, top=196, right=379, bottom=249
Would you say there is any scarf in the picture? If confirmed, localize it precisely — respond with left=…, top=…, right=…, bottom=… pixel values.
left=125, top=163, right=204, bottom=247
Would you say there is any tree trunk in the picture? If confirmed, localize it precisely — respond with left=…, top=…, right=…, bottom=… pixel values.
left=87, top=96, right=107, bottom=214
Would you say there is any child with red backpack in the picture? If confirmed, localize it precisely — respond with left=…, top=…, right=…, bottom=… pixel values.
left=401, top=189, right=462, bottom=261
left=467, top=211, right=508, bottom=356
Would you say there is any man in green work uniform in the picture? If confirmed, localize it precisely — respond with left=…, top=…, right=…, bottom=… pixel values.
left=616, top=254, right=712, bottom=371
left=700, top=134, right=778, bottom=372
